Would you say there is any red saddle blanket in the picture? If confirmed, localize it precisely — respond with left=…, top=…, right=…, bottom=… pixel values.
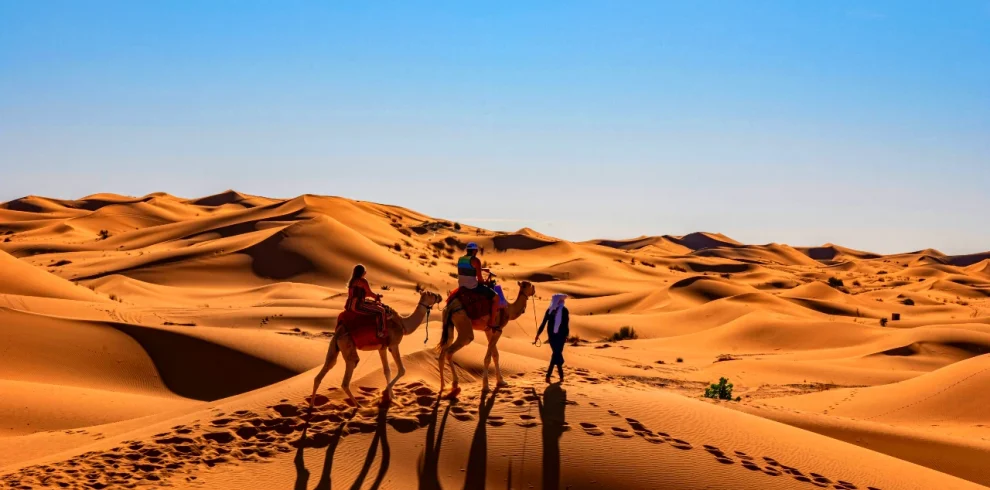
left=447, top=287, right=494, bottom=321
left=337, top=310, right=384, bottom=348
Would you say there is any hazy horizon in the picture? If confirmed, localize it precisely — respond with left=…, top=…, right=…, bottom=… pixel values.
left=2, top=1, right=988, bottom=255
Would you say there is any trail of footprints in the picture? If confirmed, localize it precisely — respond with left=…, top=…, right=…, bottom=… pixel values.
left=574, top=400, right=880, bottom=490
left=0, top=382, right=447, bottom=489
left=1, top=370, right=882, bottom=490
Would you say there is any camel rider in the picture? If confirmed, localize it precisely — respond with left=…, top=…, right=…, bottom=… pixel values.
left=458, top=242, right=500, bottom=327
left=346, top=264, right=389, bottom=339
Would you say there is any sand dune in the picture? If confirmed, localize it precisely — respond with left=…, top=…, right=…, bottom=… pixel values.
left=2, top=191, right=989, bottom=489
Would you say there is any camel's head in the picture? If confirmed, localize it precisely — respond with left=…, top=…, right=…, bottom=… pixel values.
left=419, top=291, right=443, bottom=308
left=516, top=281, right=536, bottom=297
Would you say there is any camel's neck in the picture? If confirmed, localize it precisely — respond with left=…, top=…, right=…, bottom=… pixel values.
left=396, top=302, right=432, bottom=335
left=506, top=292, right=531, bottom=320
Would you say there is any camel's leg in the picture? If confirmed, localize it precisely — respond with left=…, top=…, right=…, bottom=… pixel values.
left=438, top=345, right=447, bottom=396
left=491, top=332, right=508, bottom=387
left=378, top=348, right=392, bottom=403
left=387, top=344, right=405, bottom=400
left=310, top=336, right=341, bottom=409
left=482, top=329, right=497, bottom=392
left=444, top=316, right=474, bottom=397
left=340, top=346, right=361, bottom=407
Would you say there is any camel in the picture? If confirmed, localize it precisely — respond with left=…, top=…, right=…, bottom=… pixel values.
left=310, top=290, right=443, bottom=407
left=436, top=280, right=536, bottom=395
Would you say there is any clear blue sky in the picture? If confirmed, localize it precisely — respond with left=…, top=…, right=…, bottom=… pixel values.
left=2, top=1, right=988, bottom=254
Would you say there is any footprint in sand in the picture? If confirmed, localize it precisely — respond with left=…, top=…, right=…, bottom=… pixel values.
left=450, top=406, right=475, bottom=421
left=610, top=427, right=635, bottom=438
left=579, top=422, right=605, bottom=436
left=487, top=416, right=506, bottom=427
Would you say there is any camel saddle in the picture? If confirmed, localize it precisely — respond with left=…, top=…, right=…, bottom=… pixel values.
left=337, top=310, right=385, bottom=349
left=446, top=288, right=506, bottom=330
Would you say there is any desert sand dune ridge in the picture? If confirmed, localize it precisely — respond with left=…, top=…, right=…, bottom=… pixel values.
left=2, top=192, right=989, bottom=489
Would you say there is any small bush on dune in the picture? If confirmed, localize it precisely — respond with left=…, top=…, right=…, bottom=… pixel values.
left=393, top=243, right=402, bottom=252
left=704, top=377, right=734, bottom=400
left=98, top=229, right=110, bottom=240
left=827, top=277, right=844, bottom=288
left=880, top=317, right=889, bottom=327
left=902, top=298, right=915, bottom=306
left=607, top=326, right=637, bottom=342
left=676, top=357, right=684, bottom=363
left=453, top=222, right=461, bottom=231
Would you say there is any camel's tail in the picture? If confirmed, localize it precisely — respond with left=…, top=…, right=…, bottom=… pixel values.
left=434, top=307, right=454, bottom=354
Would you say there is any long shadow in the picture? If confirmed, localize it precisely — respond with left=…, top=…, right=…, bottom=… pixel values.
left=419, top=399, right=452, bottom=490
left=313, top=412, right=354, bottom=490
left=463, top=389, right=500, bottom=490
left=536, top=383, right=567, bottom=490
left=348, top=403, right=392, bottom=490
left=294, top=409, right=315, bottom=490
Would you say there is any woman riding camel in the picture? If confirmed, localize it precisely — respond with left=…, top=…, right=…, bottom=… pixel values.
left=535, top=294, right=569, bottom=383
left=347, top=264, right=389, bottom=338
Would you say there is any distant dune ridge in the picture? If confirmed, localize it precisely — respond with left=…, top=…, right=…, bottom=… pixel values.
left=2, top=191, right=989, bottom=489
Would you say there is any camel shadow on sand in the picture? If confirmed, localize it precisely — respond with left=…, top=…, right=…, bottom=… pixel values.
left=293, top=402, right=391, bottom=490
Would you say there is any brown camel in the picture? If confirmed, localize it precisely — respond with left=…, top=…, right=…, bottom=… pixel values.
left=311, top=290, right=443, bottom=407
left=436, top=281, right=536, bottom=396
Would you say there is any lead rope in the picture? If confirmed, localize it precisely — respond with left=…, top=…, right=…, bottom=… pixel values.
left=423, top=304, right=432, bottom=344
left=531, top=296, right=541, bottom=347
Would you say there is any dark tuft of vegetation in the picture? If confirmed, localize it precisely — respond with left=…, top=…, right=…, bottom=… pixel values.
left=704, top=377, right=734, bottom=400
left=827, top=277, right=844, bottom=288
left=453, top=222, right=461, bottom=231
left=676, top=357, right=684, bottom=363
left=852, top=280, right=862, bottom=287
left=393, top=242, right=402, bottom=252
left=902, top=298, right=915, bottom=306
left=880, top=317, right=889, bottom=327
left=607, top=326, right=637, bottom=342
left=98, top=229, right=111, bottom=240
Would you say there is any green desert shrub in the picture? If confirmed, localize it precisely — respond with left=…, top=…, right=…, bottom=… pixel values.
left=704, top=377, right=734, bottom=400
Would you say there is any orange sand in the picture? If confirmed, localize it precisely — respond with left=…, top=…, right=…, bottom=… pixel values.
left=2, top=191, right=989, bottom=489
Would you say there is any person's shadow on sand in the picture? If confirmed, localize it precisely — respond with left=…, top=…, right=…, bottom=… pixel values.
left=418, top=399, right=453, bottom=490
left=462, top=389, right=500, bottom=490
left=536, top=383, right=567, bottom=490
